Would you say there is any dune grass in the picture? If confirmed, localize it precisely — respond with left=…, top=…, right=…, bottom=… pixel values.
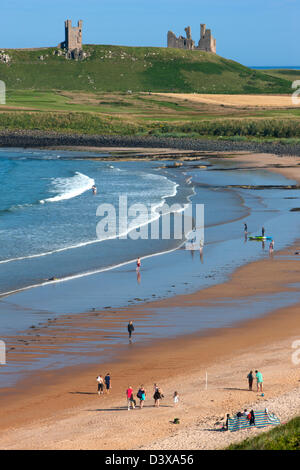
left=227, top=417, right=300, bottom=450
left=1, top=108, right=300, bottom=142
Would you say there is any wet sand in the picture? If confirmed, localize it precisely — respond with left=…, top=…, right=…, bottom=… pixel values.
left=0, top=152, right=300, bottom=449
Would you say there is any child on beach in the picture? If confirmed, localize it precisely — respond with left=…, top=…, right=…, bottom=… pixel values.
left=136, top=257, right=141, bottom=270
left=173, top=391, right=179, bottom=406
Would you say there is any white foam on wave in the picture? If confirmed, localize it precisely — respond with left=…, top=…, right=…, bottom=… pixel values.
left=0, top=172, right=181, bottom=266
left=0, top=237, right=188, bottom=299
left=40, top=171, right=95, bottom=204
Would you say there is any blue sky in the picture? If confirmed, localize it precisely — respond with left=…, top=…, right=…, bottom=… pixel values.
left=0, top=0, right=298, bottom=66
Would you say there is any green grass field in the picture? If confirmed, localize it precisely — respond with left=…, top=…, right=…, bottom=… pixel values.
left=0, top=45, right=299, bottom=141
left=227, top=417, right=300, bottom=450
left=1, top=90, right=300, bottom=141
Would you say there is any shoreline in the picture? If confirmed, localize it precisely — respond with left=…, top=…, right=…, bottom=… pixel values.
left=0, top=150, right=300, bottom=449
left=1, top=251, right=300, bottom=448
left=1, top=131, right=300, bottom=156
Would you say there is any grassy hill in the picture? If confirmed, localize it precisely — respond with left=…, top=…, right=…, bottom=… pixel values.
left=0, top=45, right=292, bottom=94
left=261, top=68, right=300, bottom=83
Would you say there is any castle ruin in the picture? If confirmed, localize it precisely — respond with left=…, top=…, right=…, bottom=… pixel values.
left=59, top=20, right=83, bottom=59
left=167, top=24, right=216, bottom=54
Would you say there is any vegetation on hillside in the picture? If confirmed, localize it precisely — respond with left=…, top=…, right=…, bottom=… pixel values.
left=262, top=69, right=300, bottom=83
left=0, top=45, right=292, bottom=94
left=0, top=110, right=299, bottom=141
left=0, top=89, right=299, bottom=142
left=227, top=417, right=300, bottom=450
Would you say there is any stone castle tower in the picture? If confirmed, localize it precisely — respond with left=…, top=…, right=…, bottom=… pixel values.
left=198, top=24, right=216, bottom=53
left=59, top=20, right=83, bottom=52
left=167, top=24, right=216, bottom=53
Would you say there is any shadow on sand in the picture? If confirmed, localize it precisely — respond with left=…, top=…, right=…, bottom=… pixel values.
left=223, top=387, right=253, bottom=392
left=86, top=404, right=173, bottom=412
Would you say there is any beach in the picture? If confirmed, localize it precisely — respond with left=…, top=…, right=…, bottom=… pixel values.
left=0, top=150, right=300, bottom=449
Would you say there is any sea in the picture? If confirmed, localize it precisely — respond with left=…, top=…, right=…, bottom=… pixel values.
left=1, top=148, right=300, bottom=386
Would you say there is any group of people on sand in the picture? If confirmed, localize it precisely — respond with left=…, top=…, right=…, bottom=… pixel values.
left=96, top=376, right=179, bottom=410
left=125, top=383, right=179, bottom=410
left=223, top=409, right=256, bottom=430
left=222, top=369, right=265, bottom=431
left=96, top=373, right=111, bottom=395
left=244, top=223, right=274, bottom=253
left=247, top=370, right=264, bottom=393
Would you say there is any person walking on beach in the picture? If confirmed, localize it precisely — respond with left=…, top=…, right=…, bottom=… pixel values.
left=199, top=241, right=204, bottom=263
left=173, top=391, right=179, bottom=406
left=104, top=373, right=111, bottom=393
left=92, top=185, right=97, bottom=195
left=255, top=370, right=263, bottom=393
left=137, top=385, right=146, bottom=409
left=262, top=226, right=265, bottom=237
left=153, top=387, right=164, bottom=407
left=136, top=257, right=141, bottom=270
left=247, top=370, right=254, bottom=391
left=127, top=321, right=135, bottom=340
left=244, top=223, right=248, bottom=234
left=126, top=386, right=135, bottom=410
left=96, top=374, right=104, bottom=395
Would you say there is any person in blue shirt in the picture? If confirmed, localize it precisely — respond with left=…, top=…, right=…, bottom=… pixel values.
left=104, top=373, right=111, bottom=393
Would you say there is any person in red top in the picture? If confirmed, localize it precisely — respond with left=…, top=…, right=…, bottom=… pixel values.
left=136, top=257, right=141, bottom=270
left=126, top=386, right=135, bottom=410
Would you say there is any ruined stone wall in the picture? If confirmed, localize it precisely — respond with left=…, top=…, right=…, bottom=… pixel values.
left=167, top=24, right=216, bottom=53
left=60, top=20, right=83, bottom=51
left=167, top=30, right=194, bottom=50
left=197, top=24, right=216, bottom=53
left=66, top=20, right=82, bottom=50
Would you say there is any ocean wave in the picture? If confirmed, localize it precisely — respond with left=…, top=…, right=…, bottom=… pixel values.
left=0, top=171, right=95, bottom=215
left=0, top=172, right=182, bottom=265
left=0, top=202, right=34, bottom=215
left=40, top=171, right=95, bottom=203
left=0, top=239, right=188, bottom=298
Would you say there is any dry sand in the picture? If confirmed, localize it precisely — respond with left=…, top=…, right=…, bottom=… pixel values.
left=0, top=328, right=299, bottom=450
left=0, top=152, right=300, bottom=450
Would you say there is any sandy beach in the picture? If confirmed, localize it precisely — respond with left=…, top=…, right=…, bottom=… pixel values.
left=0, top=151, right=300, bottom=450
